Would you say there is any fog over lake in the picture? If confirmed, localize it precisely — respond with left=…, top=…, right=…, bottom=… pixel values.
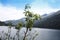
left=0, top=26, right=60, bottom=40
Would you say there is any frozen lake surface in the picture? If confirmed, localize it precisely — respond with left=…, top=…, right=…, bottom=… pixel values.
left=0, top=26, right=60, bottom=40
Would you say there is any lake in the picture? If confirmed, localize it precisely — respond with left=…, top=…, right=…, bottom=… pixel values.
left=0, top=26, right=60, bottom=40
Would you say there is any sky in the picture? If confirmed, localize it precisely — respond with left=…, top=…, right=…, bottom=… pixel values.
left=0, top=0, right=60, bottom=21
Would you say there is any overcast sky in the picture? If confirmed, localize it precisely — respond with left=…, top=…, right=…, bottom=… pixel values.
left=0, top=0, right=60, bottom=21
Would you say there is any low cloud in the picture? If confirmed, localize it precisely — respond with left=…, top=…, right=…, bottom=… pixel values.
left=30, top=0, right=60, bottom=15
left=0, top=4, right=24, bottom=21
left=0, top=0, right=60, bottom=21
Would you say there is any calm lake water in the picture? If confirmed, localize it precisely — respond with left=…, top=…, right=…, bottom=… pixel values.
left=0, top=26, right=60, bottom=40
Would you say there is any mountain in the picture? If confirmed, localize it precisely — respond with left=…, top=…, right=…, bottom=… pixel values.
left=4, top=14, right=48, bottom=26
left=2, top=10, right=60, bottom=29
left=5, top=18, right=26, bottom=26
left=0, top=21, right=8, bottom=26
left=33, top=10, right=60, bottom=29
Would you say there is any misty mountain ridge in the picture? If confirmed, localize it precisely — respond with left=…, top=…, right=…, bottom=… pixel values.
left=4, top=13, right=48, bottom=26
left=0, top=10, right=60, bottom=29
left=33, top=10, right=60, bottom=29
